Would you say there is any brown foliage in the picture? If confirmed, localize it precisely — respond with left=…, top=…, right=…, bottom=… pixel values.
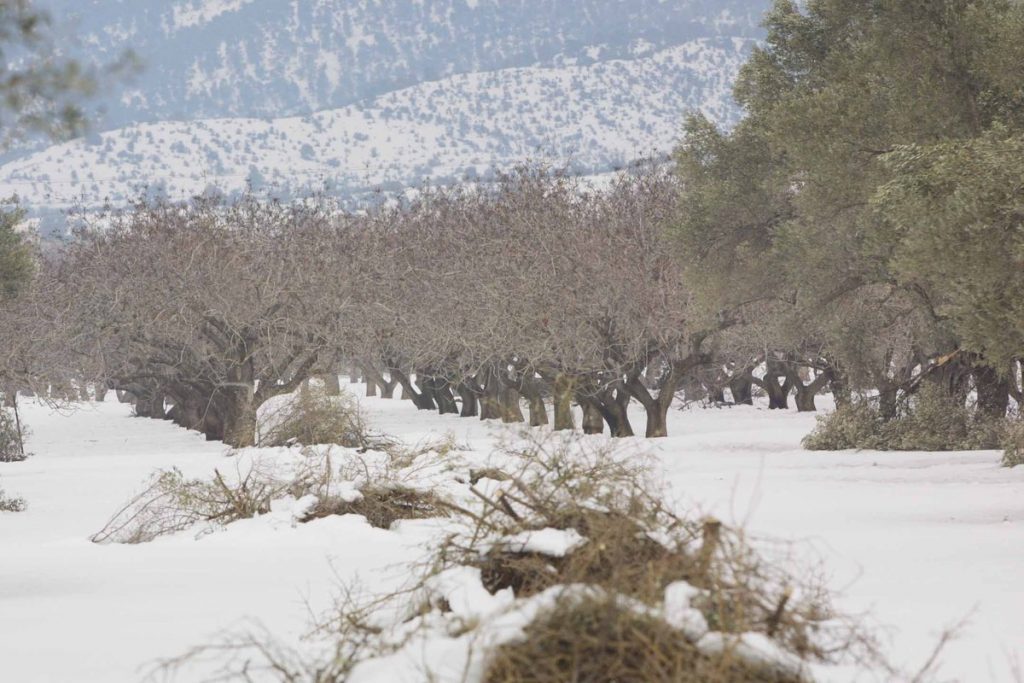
left=485, top=595, right=801, bottom=683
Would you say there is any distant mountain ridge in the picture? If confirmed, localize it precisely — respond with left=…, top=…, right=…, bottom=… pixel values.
left=45, top=0, right=767, bottom=127
left=6, top=0, right=769, bottom=219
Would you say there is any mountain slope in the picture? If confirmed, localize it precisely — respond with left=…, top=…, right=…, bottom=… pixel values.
left=6, top=1, right=769, bottom=217
left=2, top=38, right=754, bottom=212
left=45, top=0, right=767, bottom=128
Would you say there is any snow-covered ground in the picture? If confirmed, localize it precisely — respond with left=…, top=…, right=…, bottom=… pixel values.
left=1, top=390, right=1022, bottom=682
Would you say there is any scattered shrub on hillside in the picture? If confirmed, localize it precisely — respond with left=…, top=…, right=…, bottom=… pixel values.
left=804, top=385, right=1008, bottom=452
left=258, top=387, right=385, bottom=450
left=0, top=409, right=29, bottom=462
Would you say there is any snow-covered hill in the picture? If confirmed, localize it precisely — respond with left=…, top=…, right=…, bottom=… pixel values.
left=4, top=0, right=769, bottom=218
left=1, top=38, right=753, bottom=212
left=43, top=0, right=766, bottom=127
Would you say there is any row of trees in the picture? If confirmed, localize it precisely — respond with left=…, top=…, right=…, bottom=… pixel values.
left=4, top=0, right=1023, bottom=454
left=6, top=166, right=735, bottom=446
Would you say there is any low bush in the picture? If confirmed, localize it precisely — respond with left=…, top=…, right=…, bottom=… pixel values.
left=801, top=401, right=883, bottom=451
left=0, top=408, right=29, bottom=462
left=303, top=484, right=447, bottom=529
left=93, top=445, right=450, bottom=544
left=258, top=387, right=384, bottom=450
left=804, top=385, right=1008, bottom=452
left=485, top=593, right=801, bottom=683
left=1001, top=420, right=1024, bottom=468
left=0, top=484, right=26, bottom=512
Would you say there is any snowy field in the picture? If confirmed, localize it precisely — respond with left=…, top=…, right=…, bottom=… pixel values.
left=1, top=388, right=1022, bottom=682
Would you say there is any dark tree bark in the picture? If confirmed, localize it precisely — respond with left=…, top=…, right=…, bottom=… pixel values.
left=479, top=367, right=503, bottom=421
left=323, top=372, right=342, bottom=396
left=728, top=371, right=754, bottom=406
left=428, top=375, right=459, bottom=415
left=974, top=363, right=1010, bottom=418
left=552, top=374, right=575, bottom=431
left=829, top=366, right=851, bottom=408
left=457, top=381, right=479, bottom=418
left=785, top=364, right=833, bottom=413
left=500, top=385, right=525, bottom=423
left=622, top=355, right=702, bottom=438
left=221, top=388, right=257, bottom=448
left=604, top=388, right=634, bottom=437
left=579, top=397, right=605, bottom=435
left=391, top=369, right=435, bottom=410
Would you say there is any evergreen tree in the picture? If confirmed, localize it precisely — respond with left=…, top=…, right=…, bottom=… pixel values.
left=674, top=0, right=1024, bottom=411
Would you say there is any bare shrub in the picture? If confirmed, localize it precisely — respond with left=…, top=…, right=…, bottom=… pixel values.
left=303, top=484, right=448, bottom=529
left=258, top=388, right=383, bottom=450
left=150, top=432, right=887, bottom=682
left=485, top=593, right=802, bottom=683
left=93, top=442, right=452, bottom=543
left=90, top=465, right=286, bottom=544
left=436, top=432, right=853, bottom=663
left=0, top=484, right=26, bottom=512
left=0, top=408, right=28, bottom=462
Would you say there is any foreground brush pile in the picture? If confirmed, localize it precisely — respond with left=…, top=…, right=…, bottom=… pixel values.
left=153, top=430, right=888, bottom=682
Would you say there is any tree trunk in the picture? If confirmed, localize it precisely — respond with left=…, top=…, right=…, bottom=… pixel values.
left=527, top=393, right=548, bottom=427
left=116, top=389, right=133, bottom=404
left=764, top=377, right=790, bottom=410
left=361, top=364, right=393, bottom=398
left=974, top=364, right=1010, bottom=418
left=500, top=386, right=525, bottom=424
left=830, top=368, right=851, bottom=408
left=794, top=385, right=817, bottom=412
left=135, top=391, right=166, bottom=419
left=430, top=376, right=460, bottom=415
left=457, top=381, right=479, bottom=417
left=413, top=374, right=439, bottom=411
left=580, top=397, right=604, bottom=435
left=680, top=372, right=706, bottom=403
left=391, top=369, right=434, bottom=410
left=552, top=374, right=575, bottom=431
left=222, top=386, right=257, bottom=448
left=644, top=397, right=671, bottom=439
left=323, top=373, right=342, bottom=396
left=349, top=365, right=360, bottom=384
left=728, top=373, right=753, bottom=406
left=603, top=389, right=634, bottom=438
left=632, top=373, right=678, bottom=439
left=878, top=385, right=899, bottom=421
left=202, top=408, right=225, bottom=441
left=480, top=368, right=502, bottom=421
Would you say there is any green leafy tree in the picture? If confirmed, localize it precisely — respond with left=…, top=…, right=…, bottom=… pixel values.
left=674, top=0, right=1024, bottom=415
left=0, top=204, right=33, bottom=301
